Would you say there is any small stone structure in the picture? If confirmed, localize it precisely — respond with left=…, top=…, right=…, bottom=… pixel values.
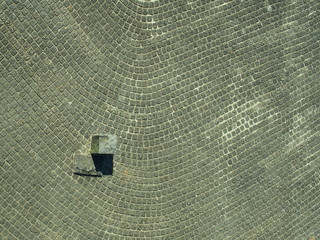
left=74, top=135, right=116, bottom=176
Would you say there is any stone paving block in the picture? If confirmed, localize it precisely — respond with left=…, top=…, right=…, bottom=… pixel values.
left=74, top=154, right=96, bottom=173
left=91, top=134, right=117, bottom=154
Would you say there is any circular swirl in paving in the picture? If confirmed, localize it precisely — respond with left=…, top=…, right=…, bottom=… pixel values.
left=1, top=0, right=319, bottom=239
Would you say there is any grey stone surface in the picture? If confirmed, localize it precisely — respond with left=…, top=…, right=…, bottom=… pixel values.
left=0, top=0, right=319, bottom=239
left=91, top=134, right=117, bottom=154
left=74, top=154, right=95, bottom=172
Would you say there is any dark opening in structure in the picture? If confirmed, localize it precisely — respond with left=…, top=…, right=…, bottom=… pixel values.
left=92, top=154, right=113, bottom=175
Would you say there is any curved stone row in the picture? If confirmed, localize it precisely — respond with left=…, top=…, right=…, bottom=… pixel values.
left=0, top=0, right=319, bottom=239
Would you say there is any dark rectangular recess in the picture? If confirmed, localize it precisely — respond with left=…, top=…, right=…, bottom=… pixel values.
left=92, top=154, right=113, bottom=175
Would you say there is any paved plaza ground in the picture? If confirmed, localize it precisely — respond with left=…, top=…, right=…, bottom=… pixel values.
left=1, top=0, right=319, bottom=239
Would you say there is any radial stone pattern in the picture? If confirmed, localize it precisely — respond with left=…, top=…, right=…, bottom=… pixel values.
left=1, top=0, right=319, bottom=239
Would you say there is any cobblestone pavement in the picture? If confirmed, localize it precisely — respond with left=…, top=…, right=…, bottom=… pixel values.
left=1, top=0, right=319, bottom=239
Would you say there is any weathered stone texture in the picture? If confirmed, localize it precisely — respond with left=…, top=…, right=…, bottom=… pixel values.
left=0, top=0, right=319, bottom=239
